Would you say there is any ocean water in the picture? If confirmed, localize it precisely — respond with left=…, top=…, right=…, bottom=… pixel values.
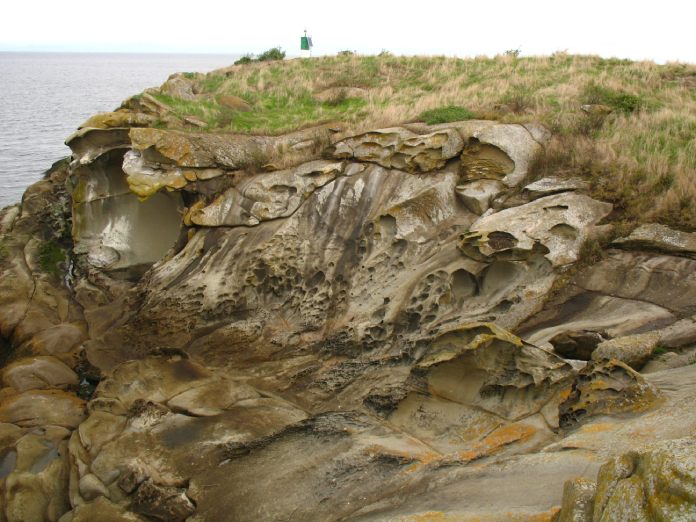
left=0, top=52, right=239, bottom=207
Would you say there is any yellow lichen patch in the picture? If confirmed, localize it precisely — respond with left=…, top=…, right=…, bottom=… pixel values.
left=183, top=200, right=206, bottom=226
left=81, top=110, right=155, bottom=130
left=578, top=422, right=620, bottom=434
left=129, top=128, right=196, bottom=166
left=457, top=422, right=537, bottom=462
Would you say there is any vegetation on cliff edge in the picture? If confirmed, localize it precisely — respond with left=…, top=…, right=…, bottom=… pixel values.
left=140, top=53, right=696, bottom=229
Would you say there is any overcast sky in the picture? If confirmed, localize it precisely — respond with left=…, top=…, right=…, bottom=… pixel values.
left=2, top=0, right=695, bottom=63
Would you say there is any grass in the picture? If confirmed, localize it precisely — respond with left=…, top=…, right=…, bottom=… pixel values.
left=37, top=240, right=65, bottom=277
left=653, top=345, right=669, bottom=356
left=419, top=106, right=474, bottom=124
left=140, top=53, right=696, bottom=229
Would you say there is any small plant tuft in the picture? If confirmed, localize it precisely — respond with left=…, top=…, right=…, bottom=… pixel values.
left=504, top=48, right=521, bottom=58
left=653, top=345, right=669, bottom=356
left=234, top=54, right=254, bottom=66
left=583, top=83, right=642, bottom=113
left=419, top=105, right=474, bottom=124
left=257, top=47, right=285, bottom=62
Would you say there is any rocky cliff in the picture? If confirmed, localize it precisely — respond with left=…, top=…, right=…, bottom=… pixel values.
left=1, top=61, right=696, bottom=522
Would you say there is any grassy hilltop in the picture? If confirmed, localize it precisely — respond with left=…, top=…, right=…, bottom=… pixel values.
left=142, top=53, right=696, bottom=229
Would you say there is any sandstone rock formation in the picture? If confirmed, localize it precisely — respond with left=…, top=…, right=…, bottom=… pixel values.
left=1, top=77, right=695, bottom=521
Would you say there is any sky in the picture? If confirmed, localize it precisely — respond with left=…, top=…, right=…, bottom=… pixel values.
left=1, top=0, right=695, bottom=63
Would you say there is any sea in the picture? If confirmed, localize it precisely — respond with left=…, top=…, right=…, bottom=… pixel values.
left=0, top=52, right=239, bottom=207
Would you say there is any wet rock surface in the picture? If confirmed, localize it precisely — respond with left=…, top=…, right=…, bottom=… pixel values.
left=1, top=106, right=695, bottom=521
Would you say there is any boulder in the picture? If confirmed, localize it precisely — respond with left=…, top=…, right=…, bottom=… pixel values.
left=591, top=331, right=660, bottom=370
left=218, top=95, right=251, bottom=111
left=612, top=223, right=696, bottom=257
left=79, top=111, right=156, bottom=130
left=159, top=75, right=197, bottom=101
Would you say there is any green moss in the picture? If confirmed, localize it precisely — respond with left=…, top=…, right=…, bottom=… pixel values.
left=419, top=106, right=474, bottom=124
left=37, top=240, right=65, bottom=277
left=653, top=345, right=669, bottom=356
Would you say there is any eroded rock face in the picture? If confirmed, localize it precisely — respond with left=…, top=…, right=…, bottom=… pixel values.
left=333, top=127, right=464, bottom=172
left=559, top=359, right=660, bottom=428
left=459, top=192, right=612, bottom=267
left=3, top=108, right=696, bottom=521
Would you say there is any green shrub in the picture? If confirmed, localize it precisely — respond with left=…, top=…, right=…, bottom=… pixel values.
left=338, top=50, right=355, bottom=56
left=182, top=72, right=196, bottom=79
left=504, top=48, right=521, bottom=58
left=583, top=83, right=642, bottom=113
left=257, top=47, right=285, bottom=62
left=234, top=55, right=254, bottom=65
left=419, top=105, right=474, bottom=124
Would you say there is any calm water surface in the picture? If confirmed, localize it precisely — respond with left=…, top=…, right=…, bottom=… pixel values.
left=0, top=52, right=238, bottom=207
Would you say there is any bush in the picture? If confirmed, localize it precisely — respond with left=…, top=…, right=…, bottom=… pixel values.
left=234, top=55, right=254, bottom=66
left=419, top=105, right=474, bottom=124
left=583, top=83, right=642, bottom=113
left=257, top=47, right=285, bottom=62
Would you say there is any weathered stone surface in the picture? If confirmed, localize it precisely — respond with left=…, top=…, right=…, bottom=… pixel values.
left=559, top=360, right=660, bottom=428
left=189, top=160, right=345, bottom=226
left=58, top=497, right=148, bottom=521
left=414, top=323, right=573, bottom=421
left=591, top=437, right=696, bottom=521
left=459, top=192, right=613, bottom=267
left=333, top=127, right=464, bottom=172
left=159, top=74, right=197, bottom=101
left=131, top=480, right=195, bottom=522
left=613, top=223, right=696, bottom=257
left=591, top=331, right=660, bottom=370
left=461, top=123, right=544, bottom=187
left=79, top=111, right=156, bottom=130
left=71, top=149, right=185, bottom=273
left=1, top=356, right=78, bottom=392
left=0, top=389, right=85, bottom=429
left=1, top=426, right=71, bottom=522
left=555, top=477, right=596, bottom=522
left=455, top=179, right=505, bottom=214
left=129, top=126, right=332, bottom=170
left=6, top=111, right=696, bottom=522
